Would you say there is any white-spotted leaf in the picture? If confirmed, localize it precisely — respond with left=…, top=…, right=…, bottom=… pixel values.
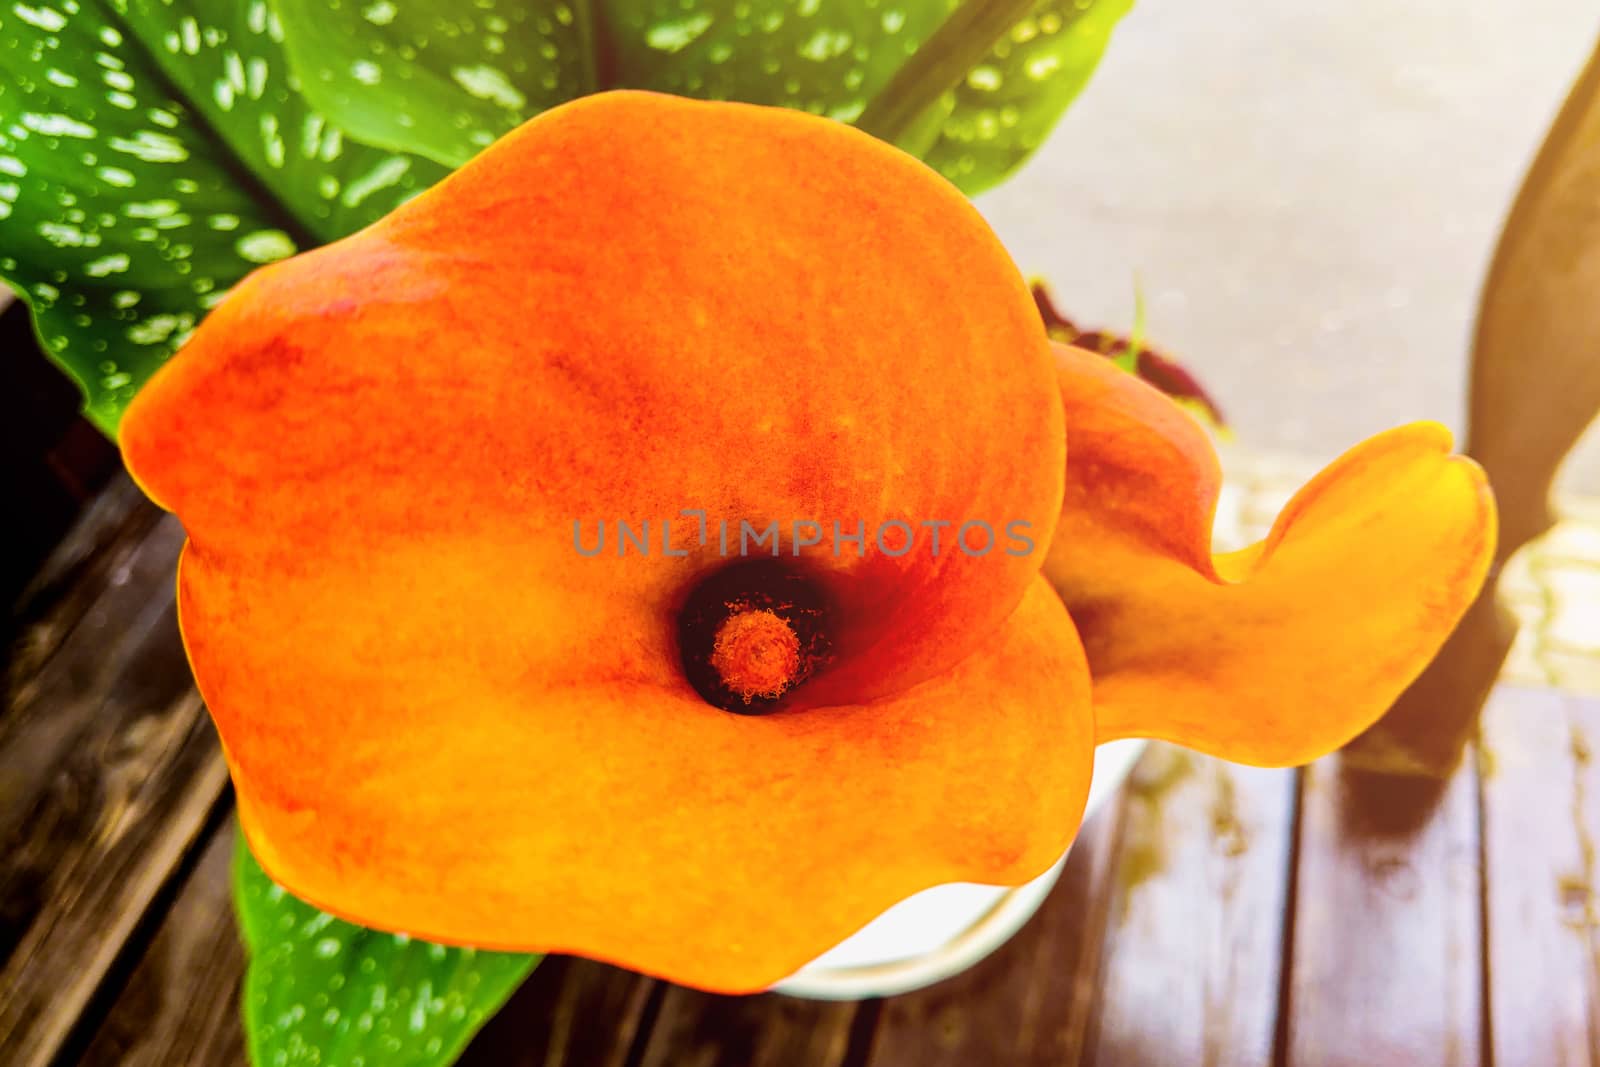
left=602, top=0, right=958, bottom=127
left=0, top=0, right=447, bottom=434
left=235, top=832, right=539, bottom=1067
left=270, top=0, right=594, bottom=168
left=908, top=0, right=1135, bottom=191
left=270, top=0, right=1133, bottom=194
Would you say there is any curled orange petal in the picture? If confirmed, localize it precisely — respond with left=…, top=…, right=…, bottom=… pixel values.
left=1044, top=343, right=1496, bottom=766
left=120, top=91, right=1085, bottom=991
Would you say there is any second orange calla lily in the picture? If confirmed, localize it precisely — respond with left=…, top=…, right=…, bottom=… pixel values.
left=118, top=90, right=1495, bottom=994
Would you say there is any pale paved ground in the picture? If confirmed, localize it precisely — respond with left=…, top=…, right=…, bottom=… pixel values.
left=980, top=0, right=1600, bottom=495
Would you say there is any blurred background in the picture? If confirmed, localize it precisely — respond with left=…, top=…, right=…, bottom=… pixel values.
left=979, top=0, right=1600, bottom=493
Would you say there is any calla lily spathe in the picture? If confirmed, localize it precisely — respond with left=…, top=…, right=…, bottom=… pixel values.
left=120, top=90, right=1495, bottom=993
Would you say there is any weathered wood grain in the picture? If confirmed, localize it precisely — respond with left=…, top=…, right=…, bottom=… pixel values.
left=77, top=815, right=247, bottom=1067
left=458, top=957, right=660, bottom=1067
left=635, top=987, right=859, bottom=1067
left=9, top=471, right=148, bottom=616
left=0, top=503, right=231, bottom=1067
left=862, top=791, right=1127, bottom=1066
left=1480, top=685, right=1600, bottom=1066
left=1285, top=753, right=1484, bottom=1066
left=0, top=680, right=227, bottom=1066
left=0, top=514, right=192, bottom=856
left=4, top=473, right=161, bottom=696
left=1087, top=747, right=1296, bottom=1067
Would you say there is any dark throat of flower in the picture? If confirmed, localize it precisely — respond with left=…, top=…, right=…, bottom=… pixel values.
left=677, top=559, right=831, bottom=714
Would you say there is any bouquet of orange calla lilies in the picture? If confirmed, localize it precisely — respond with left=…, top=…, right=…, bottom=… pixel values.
left=118, top=90, right=1496, bottom=994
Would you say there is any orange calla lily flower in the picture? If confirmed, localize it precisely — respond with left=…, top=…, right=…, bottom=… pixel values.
left=118, top=90, right=1495, bottom=994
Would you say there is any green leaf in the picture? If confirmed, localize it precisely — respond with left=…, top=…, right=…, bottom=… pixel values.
left=235, top=832, right=539, bottom=1067
left=269, top=0, right=959, bottom=168
left=599, top=0, right=958, bottom=127
left=269, top=0, right=597, bottom=169
left=0, top=0, right=448, bottom=435
left=268, top=0, right=1133, bottom=193
left=907, top=0, right=1135, bottom=195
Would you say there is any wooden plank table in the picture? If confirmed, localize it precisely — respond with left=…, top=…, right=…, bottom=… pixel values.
left=4, top=471, right=1599, bottom=1067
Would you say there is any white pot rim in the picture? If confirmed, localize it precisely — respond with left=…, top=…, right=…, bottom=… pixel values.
left=770, top=848, right=1073, bottom=1000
